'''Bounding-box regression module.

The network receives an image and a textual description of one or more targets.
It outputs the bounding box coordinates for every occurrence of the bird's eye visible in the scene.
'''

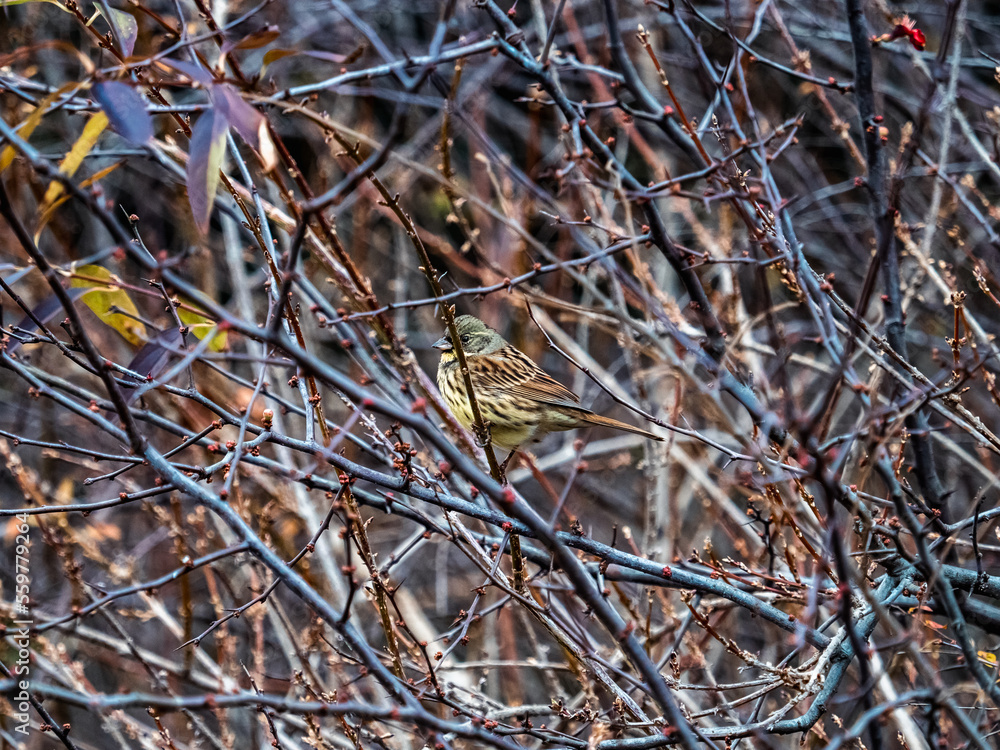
[460,334,470,344]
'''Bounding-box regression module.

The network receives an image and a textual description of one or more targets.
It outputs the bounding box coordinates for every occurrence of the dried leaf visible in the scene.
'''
[221,25,280,53]
[187,108,229,235]
[93,81,153,144]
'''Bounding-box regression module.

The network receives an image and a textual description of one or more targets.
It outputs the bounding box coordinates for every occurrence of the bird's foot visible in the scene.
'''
[473,421,493,450]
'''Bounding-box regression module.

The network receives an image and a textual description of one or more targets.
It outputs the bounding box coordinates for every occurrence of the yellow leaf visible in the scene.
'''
[261,48,296,75]
[0,0,69,11]
[78,160,123,187]
[0,83,78,172]
[42,111,109,206]
[36,161,124,241]
[178,305,228,352]
[69,264,146,346]
[979,651,997,665]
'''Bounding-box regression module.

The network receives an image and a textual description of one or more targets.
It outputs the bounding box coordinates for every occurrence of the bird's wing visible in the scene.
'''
[469,345,581,408]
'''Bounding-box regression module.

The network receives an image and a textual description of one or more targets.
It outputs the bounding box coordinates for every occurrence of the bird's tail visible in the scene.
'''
[578,412,663,441]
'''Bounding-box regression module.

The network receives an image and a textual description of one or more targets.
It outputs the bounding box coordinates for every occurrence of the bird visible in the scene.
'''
[433,315,663,470]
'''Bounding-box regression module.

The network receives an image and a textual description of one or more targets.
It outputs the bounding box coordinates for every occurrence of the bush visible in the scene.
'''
[1,1,998,747]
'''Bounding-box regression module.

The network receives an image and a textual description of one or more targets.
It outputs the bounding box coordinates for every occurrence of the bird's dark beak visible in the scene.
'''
[432,336,453,351]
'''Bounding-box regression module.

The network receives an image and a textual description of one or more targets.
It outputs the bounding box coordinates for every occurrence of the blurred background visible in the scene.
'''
[1,0,1000,747]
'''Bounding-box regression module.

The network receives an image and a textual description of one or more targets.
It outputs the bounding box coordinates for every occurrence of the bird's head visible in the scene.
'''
[433,315,506,359]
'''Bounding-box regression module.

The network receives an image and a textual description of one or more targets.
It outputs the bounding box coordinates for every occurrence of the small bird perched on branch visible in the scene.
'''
[434,315,663,469]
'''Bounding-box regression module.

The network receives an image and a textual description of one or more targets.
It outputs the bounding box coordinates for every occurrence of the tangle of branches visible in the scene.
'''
[1,1,999,748]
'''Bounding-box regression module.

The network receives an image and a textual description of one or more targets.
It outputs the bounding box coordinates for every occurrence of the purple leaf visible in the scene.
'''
[187,109,229,235]
[103,6,138,57]
[211,84,276,170]
[302,50,349,64]
[93,81,153,145]
[123,328,184,403]
[210,84,263,150]
[158,58,215,87]
[7,287,90,354]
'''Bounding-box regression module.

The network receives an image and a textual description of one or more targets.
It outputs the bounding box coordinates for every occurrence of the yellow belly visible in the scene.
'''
[438,365,538,451]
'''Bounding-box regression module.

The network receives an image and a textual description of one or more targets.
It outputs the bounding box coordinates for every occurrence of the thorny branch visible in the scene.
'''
[1,0,999,748]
